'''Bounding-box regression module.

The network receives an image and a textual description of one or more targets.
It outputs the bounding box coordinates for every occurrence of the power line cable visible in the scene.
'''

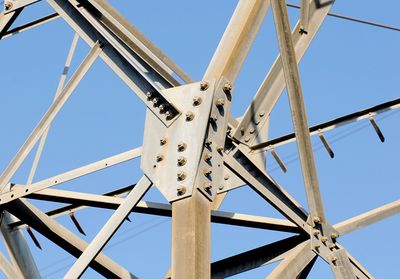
[287,3,400,32]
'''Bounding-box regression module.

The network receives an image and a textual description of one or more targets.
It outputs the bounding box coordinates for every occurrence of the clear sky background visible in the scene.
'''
[0,0,399,278]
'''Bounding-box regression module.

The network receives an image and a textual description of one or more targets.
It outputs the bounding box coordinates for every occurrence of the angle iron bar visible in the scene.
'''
[0,41,102,193]
[0,250,19,279]
[211,234,308,278]
[0,147,141,204]
[271,0,326,224]
[234,0,334,144]
[251,97,400,151]
[27,32,80,185]
[334,199,400,236]
[0,8,23,39]
[7,198,136,279]
[47,0,180,125]
[64,176,151,278]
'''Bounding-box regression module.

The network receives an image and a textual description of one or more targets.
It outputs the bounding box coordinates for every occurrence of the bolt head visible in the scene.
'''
[165,110,173,119]
[203,168,212,176]
[203,182,212,191]
[204,153,212,162]
[313,230,320,236]
[193,96,202,106]
[152,97,159,105]
[205,139,212,147]
[185,111,194,121]
[146,92,153,99]
[200,81,209,91]
[159,103,167,112]
[177,186,186,196]
[328,243,337,250]
[177,156,187,166]
[249,128,255,134]
[321,236,328,243]
[224,174,230,180]
[156,154,163,162]
[5,2,13,10]
[331,256,338,263]
[177,171,186,181]
[314,244,320,250]
[160,138,167,145]
[177,142,187,152]
[331,233,338,240]
[223,82,232,94]
[210,114,217,122]
[218,185,224,190]
[217,146,224,153]
[244,136,250,142]
[313,216,321,225]
[259,111,265,117]
[215,98,225,107]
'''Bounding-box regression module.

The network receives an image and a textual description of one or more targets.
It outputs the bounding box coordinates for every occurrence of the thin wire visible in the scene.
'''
[287,3,400,32]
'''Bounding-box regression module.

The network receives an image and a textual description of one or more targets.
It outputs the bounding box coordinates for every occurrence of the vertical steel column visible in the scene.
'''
[270,0,326,224]
[0,211,41,279]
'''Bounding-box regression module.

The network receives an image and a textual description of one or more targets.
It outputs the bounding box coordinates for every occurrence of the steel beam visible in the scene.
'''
[271,0,326,224]
[335,200,400,235]
[0,250,19,279]
[64,176,151,278]
[7,199,135,278]
[0,9,23,38]
[171,190,210,279]
[0,41,102,193]
[203,0,270,82]
[27,32,80,185]
[267,240,317,279]
[211,235,308,278]
[0,211,40,279]
[251,97,400,151]
[0,147,141,204]
[234,0,334,144]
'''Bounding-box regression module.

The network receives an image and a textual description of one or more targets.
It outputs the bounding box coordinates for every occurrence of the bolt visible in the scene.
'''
[200,81,209,91]
[215,98,225,107]
[240,127,245,135]
[328,243,337,250]
[159,103,167,112]
[223,82,232,94]
[203,182,212,191]
[146,92,153,99]
[204,153,212,162]
[224,174,230,180]
[185,111,194,121]
[5,2,13,10]
[313,216,321,225]
[156,154,163,162]
[160,138,167,145]
[177,186,186,196]
[165,110,173,119]
[210,114,217,122]
[152,97,160,106]
[331,233,338,240]
[218,185,224,190]
[321,236,328,243]
[217,146,224,153]
[193,96,202,106]
[177,171,186,181]
[259,111,265,117]
[177,156,187,166]
[205,138,212,147]
[249,128,255,134]
[331,256,338,264]
[254,119,260,125]
[177,142,187,152]
[203,168,212,176]
[313,230,320,236]
[244,136,250,142]
[314,244,320,250]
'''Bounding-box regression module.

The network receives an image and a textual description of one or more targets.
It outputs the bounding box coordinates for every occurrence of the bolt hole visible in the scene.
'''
[11,194,14,198]
[25,189,28,193]
[153,165,157,168]
[105,163,108,166]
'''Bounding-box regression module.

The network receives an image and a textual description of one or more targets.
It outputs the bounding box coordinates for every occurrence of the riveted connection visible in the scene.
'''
[203,182,212,191]
[204,153,212,162]
[193,96,202,106]
[177,142,187,152]
[223,82,232,94]
[203,168,212,176]
[215,98,225,107]
[177,171,186,181]
[200,81,209,91]
[177,186,186,196]
[160,138,167,145]
[185,111,194,121]
[156,154,163,162]
[177,156,187,166]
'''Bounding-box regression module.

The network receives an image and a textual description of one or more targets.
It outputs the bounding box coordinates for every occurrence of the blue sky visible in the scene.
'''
[0,0,399,278]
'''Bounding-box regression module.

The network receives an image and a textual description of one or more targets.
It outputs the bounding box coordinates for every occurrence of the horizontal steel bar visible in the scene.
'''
[251,97,400,151]
[0,147,141,204]
[334,199,400,235]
